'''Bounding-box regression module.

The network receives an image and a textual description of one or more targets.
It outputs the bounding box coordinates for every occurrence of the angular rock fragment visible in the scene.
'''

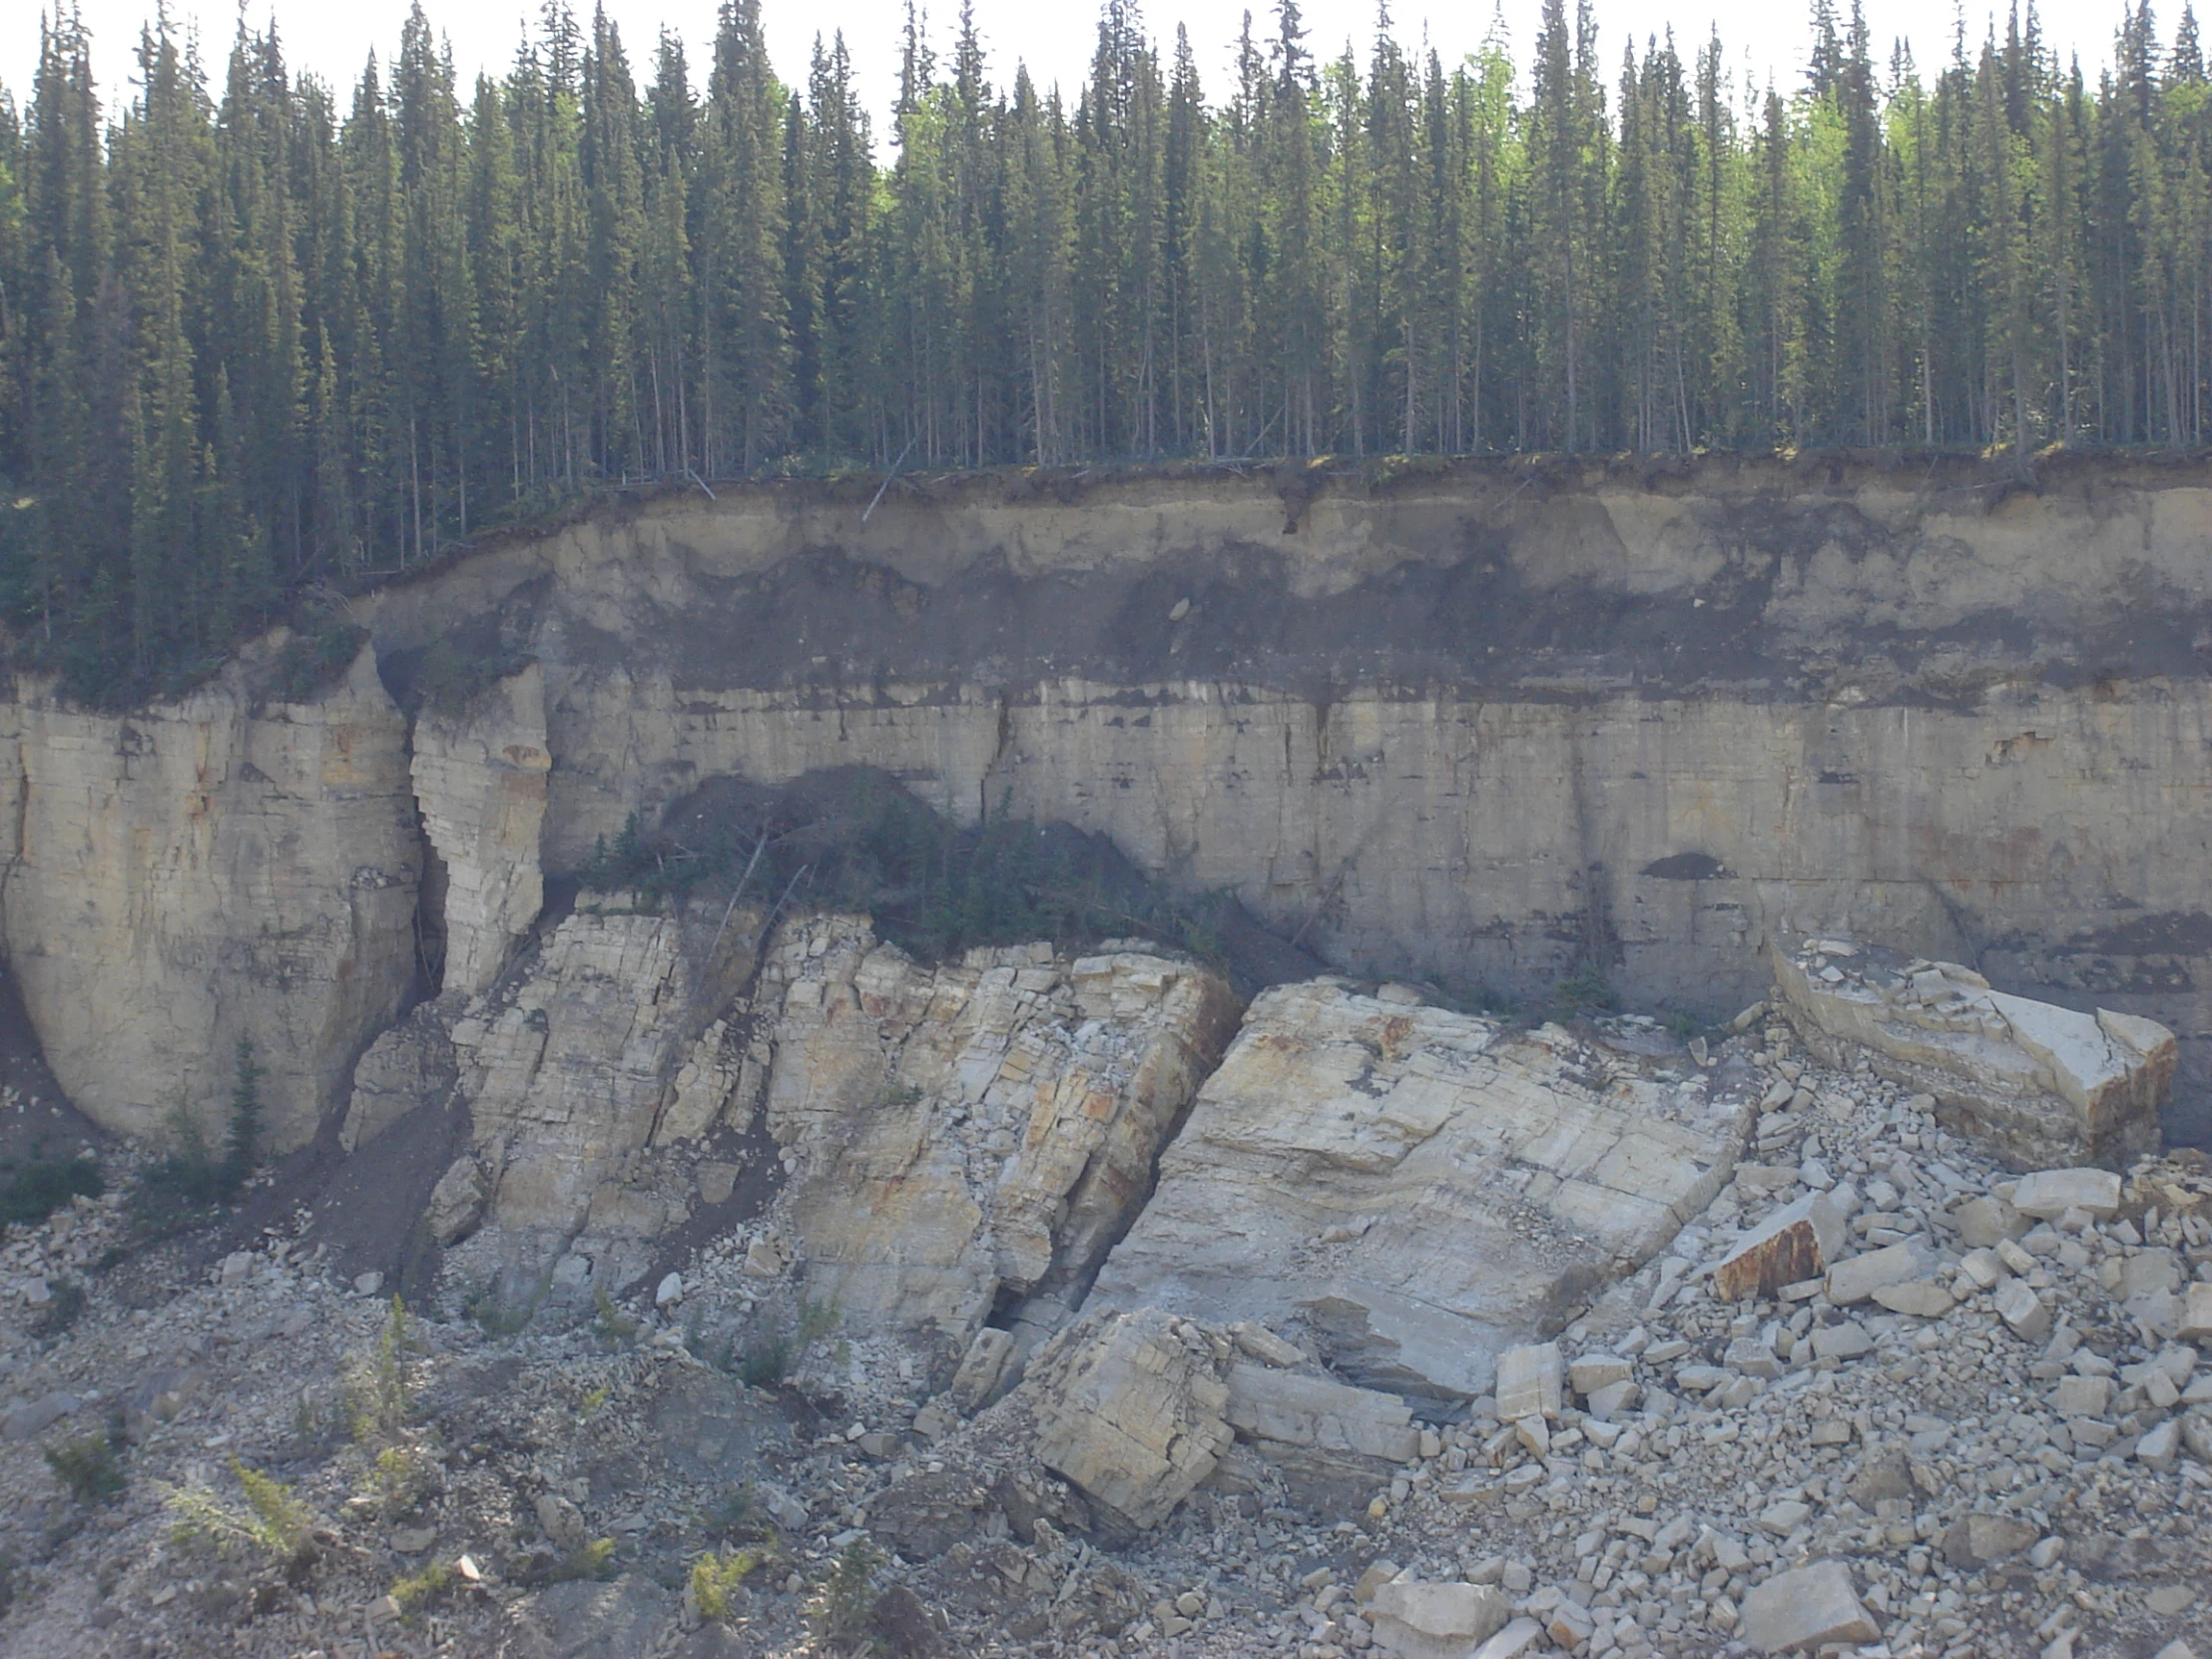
[1713,1191,1846,1302]
[1223,1364,1419,1461]
[2013,1167,2125,1221]
[2179,1282,2212,1342]
[1941,1512,2039,1568]
[1024,1309,1235,1529]
[1091,981,1753,1395]
[1736,1559,1879,1653]
[1872,1280,1954,1318]
[1367,1579,1510,1659]
[1494,1344,1563,1422]
[1825,1241,1927,1305]
[1772,940,2171,1166]
[1995,1279,2052,1339]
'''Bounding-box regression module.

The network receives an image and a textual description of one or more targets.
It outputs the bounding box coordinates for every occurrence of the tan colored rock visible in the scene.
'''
[1826,1241,1928,1306]
[1773,941,2170,1166]
[2179,1282,2212,1342]
[1714,1191,1847,1302]
[1222,1364,1419,1462]
[339,1005,459,1153]
[1736,1560,1878,1653]
[425,1155,490,1246]
[0,644,419,1152]
[2013,1167,2125,1220]
[1022,1309,1235,1529]
[1494,1344,1564,1422]
[1367,1579,1511,1659]
[1940,1512,2039,1568]
[410,664,549,997]
[1091,981,1752,1396]
[761,918,1239,1347]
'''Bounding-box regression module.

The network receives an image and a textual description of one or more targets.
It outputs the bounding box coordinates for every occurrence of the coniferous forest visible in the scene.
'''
[4,0,2212,696]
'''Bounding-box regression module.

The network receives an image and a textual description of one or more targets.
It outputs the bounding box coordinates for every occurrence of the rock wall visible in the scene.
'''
[410,664,549,997]
[13,455,2212,1149]
[0,644,420,1151]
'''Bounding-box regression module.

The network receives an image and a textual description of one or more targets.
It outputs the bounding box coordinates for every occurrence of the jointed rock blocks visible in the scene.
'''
[1771,938,2173,1168]
[1090,981,1756,1396]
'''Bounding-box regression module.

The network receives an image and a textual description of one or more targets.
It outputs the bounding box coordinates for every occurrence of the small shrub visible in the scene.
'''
[734,1332,794,1387]
[690,1549,755,1621]
[702,1483,771,1542]
[0,1152,102,1226]
[43,1429,125,1506]
[388,1560,453,1619]
[374,1443,436,1518]
[547,1537,618,1584]
[348,1296,414,1445]
[164,1459,314,1569]
[29,1279,87,1338]
[266,621,367,704]
[813,1538,882,1650]
[130,1041,262,1234]
[591,1287,639,1344]
[1553,963,1615,1018]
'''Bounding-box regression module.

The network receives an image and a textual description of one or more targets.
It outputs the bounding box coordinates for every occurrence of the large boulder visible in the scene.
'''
[1088,982,1755,1396]
[760,919,1240,1350]
[1771,938,2171,1167]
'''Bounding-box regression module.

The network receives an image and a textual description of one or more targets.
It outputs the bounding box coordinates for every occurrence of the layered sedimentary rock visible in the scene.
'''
[1772,937,2174,1166]
[759,918,1240,1347]
[1089,982,1756,1396]
[0,642,419,1151]
[410,663,549,996]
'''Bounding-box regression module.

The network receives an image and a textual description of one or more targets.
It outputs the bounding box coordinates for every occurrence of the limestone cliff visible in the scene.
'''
[12,455,2212,1153]
[0,642,420,1151]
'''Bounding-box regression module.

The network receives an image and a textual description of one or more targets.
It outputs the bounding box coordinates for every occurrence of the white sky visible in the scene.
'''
[0,1,2169,136]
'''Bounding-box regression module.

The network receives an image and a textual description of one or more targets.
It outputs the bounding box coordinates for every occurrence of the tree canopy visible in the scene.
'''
[2,0,2210,697]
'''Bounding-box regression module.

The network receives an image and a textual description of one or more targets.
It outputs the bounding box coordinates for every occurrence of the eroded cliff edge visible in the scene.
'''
[8,452,2212,1150]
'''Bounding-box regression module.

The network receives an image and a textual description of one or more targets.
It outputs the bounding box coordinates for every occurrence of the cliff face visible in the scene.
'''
[0,644,421,1151]
[9,454,2212,1149]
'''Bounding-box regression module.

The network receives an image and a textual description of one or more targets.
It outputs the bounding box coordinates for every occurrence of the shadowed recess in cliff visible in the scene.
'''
[582,766,1325,997]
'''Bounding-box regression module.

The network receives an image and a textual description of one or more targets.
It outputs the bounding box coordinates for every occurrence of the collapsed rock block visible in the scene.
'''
[1025,1309,1234,1529]
[1735,1559,1879,1653]
[2012,1167,2124,1221]
[1091,981,1754,1396]
[1367,1579,1511,1659]
[1771,940,2171,1167]
[2179,1282,2212,1343]
[1494,1344,1564,1422]
[1824,1241,1927,1306]
[1713,1191,1846,1302]
[1940,1512,2039,1568]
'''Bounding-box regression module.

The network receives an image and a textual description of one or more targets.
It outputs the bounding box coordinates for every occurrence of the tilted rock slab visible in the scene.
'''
[1089,981,1755,1396]
[760,917,1241,1349]
[1772,938,2171,1166]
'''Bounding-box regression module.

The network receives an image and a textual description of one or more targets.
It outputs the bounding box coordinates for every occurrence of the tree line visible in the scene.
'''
[2,0,2211,697]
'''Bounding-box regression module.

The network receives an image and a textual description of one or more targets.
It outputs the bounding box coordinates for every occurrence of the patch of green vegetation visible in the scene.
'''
[416,633,532,714]
[532,1536,617,1585]
[731,1297,839,1388]
[1553,963,1616,1019]
[163,1459,314,1570]
[129,1040,262,1234]
[29,1279,87,1338]
[591,1287,640,1345]
[690,1547,778,1621]
[812,1537,883,1651]
[387,1559,453,1620]
[583,770,1238,972]
[43,1427,125,1506]
[348,1296,416,1445]
[0,1151,102,1227]
[264,621,367,704]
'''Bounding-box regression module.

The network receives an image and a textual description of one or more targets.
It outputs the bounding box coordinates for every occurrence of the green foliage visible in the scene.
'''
[374,1444,435,1519]
[130,1041,262,1232]
[165,1460,313,1568]
[387,1560,453,1619]
[1553,964,1616,1019]
[586,773,1235,973]
[0,1152,102,1227]
[530,1537,618,1585]
[690,1548,769,1621]
[812,1538,883,1650]
[29,1279,87,1339]
[414,634,531,715]
[265,622,367,703]
[591,1287,640,1345]
[43,1428,125,1506]
[732,1297,839,1388]
[348,1296,416,1445]
[16,1,2212,705]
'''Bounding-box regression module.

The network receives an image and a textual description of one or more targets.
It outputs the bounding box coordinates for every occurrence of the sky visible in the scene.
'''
[0,0,2166,134]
